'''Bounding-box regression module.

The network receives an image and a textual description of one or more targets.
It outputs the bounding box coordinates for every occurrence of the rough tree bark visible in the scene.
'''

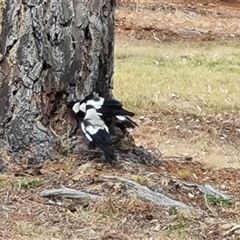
[0,0,115,163]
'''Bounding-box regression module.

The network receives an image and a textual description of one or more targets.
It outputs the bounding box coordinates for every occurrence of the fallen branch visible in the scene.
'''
[172,180,229,199]
[39,188,100,201]
[103,176,191,209]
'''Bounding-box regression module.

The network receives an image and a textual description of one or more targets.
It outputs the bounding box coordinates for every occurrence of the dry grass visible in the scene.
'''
[113,37,240,169]
[1,158,240,240]
[114,38,240,114]
[0,166,203,240]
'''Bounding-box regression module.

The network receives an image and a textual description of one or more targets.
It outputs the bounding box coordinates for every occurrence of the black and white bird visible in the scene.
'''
[71,92,138,132]
[81,103,116,163]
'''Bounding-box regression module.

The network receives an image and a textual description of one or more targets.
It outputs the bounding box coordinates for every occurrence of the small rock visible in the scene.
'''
[121,217,127,224]
[171,93,177,99]
[153,224,161,231]
[188,193,194,198]
[220,184,226,190]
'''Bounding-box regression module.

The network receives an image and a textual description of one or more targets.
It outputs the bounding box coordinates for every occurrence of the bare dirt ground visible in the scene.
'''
[1,1,240,240]
[116,0,240,41]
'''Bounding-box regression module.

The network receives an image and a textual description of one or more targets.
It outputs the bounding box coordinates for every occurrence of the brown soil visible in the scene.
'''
[116,0,240,41]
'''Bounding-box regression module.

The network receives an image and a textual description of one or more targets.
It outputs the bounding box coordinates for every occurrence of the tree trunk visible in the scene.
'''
[0,0,116,163]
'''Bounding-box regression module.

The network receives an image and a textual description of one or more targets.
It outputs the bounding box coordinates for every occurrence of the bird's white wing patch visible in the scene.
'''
[116,115,126,121]
[103,124,109,133]
[72,102,80,113]
[85,132,93,142]
[98,97,105,105]
[85,125,99,135]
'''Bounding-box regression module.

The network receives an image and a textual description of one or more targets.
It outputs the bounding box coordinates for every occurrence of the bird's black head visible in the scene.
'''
[67,100,79,108]
[67,100,85,118]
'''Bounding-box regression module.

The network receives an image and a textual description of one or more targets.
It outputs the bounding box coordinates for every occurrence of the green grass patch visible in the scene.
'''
[15,178,43,190]
[131,175,149,186]
[114,39,240,114]
[205,194,234,208]
[166,209,189,239]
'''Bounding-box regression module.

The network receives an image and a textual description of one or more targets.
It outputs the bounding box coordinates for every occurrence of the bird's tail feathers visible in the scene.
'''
[99,108,135,118]
[90,129,116,163]
[98,143,116,163]
[117,108,135,117]
[117,116,138,129]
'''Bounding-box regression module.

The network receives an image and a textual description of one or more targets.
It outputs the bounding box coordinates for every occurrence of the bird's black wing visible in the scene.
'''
[84,122,116,163]
[75,110,85,119]
[103,99,123,108]
[116,116,138,131]
[98,102,135,117]
[98,108,135,118]
[103,99,135,117]
[116,108,135,117]
[91,129,116,163]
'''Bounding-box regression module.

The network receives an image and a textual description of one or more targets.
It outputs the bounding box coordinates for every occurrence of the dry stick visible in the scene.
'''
[40,188,100,201]
[102,176,192,210]
[175,180,229,200]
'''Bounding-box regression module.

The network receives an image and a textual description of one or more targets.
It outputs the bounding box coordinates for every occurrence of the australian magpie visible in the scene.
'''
[71,92,138,131]
[81,104,116,163]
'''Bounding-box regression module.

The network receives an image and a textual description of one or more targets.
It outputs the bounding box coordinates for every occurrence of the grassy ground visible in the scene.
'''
[114,38,240,113]
[114,38,240,169]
